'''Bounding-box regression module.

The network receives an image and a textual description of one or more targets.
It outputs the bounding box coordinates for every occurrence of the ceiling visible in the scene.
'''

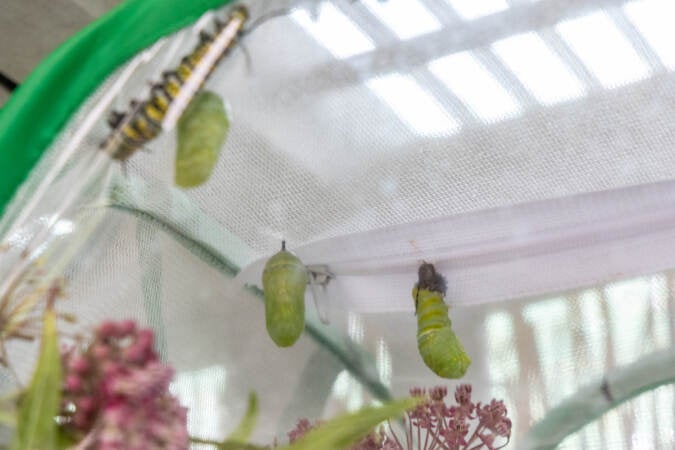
[8,0,675,254]
[0,0,121,107]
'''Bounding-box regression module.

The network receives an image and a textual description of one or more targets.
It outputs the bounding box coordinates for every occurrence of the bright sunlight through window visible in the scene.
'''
[556,11,650,88]
[446,0,508,20]
[291,2,375,59]
[367,74,459,136]
[429,51,521,123]
[492,32,586,105]
[624,0,675,70]
[363,0,441,40]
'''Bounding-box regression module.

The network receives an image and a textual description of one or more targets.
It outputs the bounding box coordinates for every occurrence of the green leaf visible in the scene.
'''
[226,391,259,443]
[55,429,77,449]
[188,436,266,450]
[0,407,16,429]
[11,306,62,450]
[189,397,416,450]
[0,391,19,428]
[217,443,268,450]
[279,397,417,450]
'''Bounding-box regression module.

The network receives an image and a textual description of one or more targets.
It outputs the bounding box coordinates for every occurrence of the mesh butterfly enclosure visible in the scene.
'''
[0,0,674,448]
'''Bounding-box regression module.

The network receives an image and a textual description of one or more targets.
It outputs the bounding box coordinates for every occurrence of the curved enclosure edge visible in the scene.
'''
[0,0,674,449]
[0,0,235,219]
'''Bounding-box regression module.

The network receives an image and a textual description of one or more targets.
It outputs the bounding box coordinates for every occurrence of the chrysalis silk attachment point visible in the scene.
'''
[307,265,333,325]
[175,91,230,188]
[414,263,471,379]
[261,244,308,347]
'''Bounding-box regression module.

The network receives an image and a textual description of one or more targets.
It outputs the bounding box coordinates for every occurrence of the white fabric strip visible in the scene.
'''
[238,178,675,312]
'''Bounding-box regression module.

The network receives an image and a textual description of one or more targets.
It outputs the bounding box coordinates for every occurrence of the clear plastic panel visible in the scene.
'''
[0,0,674,449]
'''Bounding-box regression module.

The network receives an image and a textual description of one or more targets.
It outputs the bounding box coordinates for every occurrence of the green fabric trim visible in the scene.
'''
[0,0,232,220]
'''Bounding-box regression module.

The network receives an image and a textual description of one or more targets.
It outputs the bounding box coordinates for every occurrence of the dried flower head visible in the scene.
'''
[59,320,188,449]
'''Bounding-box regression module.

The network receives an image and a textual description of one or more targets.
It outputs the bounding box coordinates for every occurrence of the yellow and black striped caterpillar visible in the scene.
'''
[413,262,471,379]
[101,4,248,162]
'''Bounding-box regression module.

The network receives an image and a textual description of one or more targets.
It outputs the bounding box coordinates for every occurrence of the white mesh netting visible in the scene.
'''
[1,0,674,448]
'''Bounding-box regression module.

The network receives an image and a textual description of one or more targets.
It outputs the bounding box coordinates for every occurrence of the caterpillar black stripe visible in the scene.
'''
[101,5,248,161]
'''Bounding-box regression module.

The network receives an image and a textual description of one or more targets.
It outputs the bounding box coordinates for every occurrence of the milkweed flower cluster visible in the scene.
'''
[402,385,511,450]
[59,320,188,450]
[286,385,511,450]
[287,418,317,443]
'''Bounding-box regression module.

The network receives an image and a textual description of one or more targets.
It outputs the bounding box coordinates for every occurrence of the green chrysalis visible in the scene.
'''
[261,241,307,347]
[174,90,230,188]
[413,263,471,379]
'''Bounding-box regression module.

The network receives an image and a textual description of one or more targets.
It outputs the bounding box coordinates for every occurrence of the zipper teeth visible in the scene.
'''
[311,190,675,277]
[238,180,675,300]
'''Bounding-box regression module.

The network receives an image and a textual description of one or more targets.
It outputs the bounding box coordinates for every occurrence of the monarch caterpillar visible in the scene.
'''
[261,241,307,347]
[413,263,471,379]
[101,5,248,161]
[174,90,230,187]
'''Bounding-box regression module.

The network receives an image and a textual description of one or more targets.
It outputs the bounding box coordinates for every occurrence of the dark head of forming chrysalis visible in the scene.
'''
[417,262,447,295]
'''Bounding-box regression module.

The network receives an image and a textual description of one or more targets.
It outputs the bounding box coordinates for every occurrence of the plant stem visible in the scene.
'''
[494,437,511,450]
[464,424,483,447]
[417,418,421,450]
[387,419,405,450]
[190,436,223,447]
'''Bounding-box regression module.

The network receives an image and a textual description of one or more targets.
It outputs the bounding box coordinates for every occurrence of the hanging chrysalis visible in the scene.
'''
[261,241,307,347]
[174,90,230,188]
[413,262,471,379]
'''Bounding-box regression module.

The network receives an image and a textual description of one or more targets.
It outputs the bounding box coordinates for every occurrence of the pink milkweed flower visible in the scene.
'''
[284,384,511,450]
[59,320,188,450]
